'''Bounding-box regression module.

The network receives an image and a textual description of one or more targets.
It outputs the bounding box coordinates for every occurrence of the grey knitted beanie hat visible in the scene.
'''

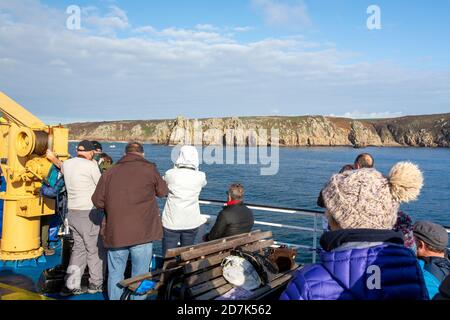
[322,162,424,230]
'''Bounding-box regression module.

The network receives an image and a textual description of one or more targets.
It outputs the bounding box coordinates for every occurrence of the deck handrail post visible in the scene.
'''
[312,213,318,263]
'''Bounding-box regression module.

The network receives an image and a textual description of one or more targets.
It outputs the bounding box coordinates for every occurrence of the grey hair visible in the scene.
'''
[228,184,244,201]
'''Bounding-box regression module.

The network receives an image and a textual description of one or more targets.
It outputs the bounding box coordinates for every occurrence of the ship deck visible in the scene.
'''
[0,242,106,300]
[0,195,321,300]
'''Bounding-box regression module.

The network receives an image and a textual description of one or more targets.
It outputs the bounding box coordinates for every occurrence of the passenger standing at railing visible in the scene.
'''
[317,153,374,210]
[91,141,114,173]
[98,153,114,173]
[413,221,450,299]
[92,142,169,300]
[0,166,4,237]
[281,162,429,300]
[91,141,103,165]
[161,146,207,255]
[353,153,375,169]
[58,141,104,297]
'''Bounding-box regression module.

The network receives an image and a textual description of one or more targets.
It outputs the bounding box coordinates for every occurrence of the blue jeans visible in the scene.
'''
[107,242,153,300]
[162,227,198,257]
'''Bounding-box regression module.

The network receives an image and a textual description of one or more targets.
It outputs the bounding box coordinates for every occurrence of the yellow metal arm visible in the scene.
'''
[0,92,46,129]
[0,93,69,262]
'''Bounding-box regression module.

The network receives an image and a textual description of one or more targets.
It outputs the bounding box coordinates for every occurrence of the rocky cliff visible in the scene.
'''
[67,113,450,148]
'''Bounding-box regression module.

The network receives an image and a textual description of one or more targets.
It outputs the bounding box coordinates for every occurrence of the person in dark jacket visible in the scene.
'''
[317,153,373,210]
[92,142,169,300]
[204,184,254,241]
[281,162,429,300]
[354,153,374,169]
[413,221,450,299]
[434,275,450,300]
[98,153,114,173]
[91,141,103,164]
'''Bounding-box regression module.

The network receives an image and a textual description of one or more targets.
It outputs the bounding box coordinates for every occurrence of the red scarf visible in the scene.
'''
[226,200,242,206]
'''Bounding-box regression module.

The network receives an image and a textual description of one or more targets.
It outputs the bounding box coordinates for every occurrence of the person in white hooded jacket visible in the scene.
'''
[162,146,207,255]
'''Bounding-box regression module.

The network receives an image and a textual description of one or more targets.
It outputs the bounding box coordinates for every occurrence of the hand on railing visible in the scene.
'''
[46,149,62,169]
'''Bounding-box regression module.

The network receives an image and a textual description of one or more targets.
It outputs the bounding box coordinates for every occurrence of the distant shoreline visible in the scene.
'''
[67,113,450,148]
[68,140,449,149]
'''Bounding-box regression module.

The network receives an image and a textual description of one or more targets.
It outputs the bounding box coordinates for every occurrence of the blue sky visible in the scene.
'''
[43,0,450,68]
[0,0,449,123]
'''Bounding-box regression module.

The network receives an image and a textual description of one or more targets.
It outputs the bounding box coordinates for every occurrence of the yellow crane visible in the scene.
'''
[0,92,69,261]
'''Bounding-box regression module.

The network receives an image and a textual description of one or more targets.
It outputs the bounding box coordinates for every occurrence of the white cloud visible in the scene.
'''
[233,26,254,32]
[195,24,219,32]
[270,109,281,115]
[251,0,312,29]
[133,25,157,35]
[160,27,231,43]
[133,25,233,43]
[329,111,405,119]
[0,0,449,123]
[83,5,130,36]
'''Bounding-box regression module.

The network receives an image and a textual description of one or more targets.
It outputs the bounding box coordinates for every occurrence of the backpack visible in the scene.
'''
[267,246,297,272]
[222,255,262,291]
[41,165,65,199]
[229,248,279,286]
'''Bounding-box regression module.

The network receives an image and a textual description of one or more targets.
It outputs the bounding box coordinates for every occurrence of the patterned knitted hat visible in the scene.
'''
[322,162,424,230]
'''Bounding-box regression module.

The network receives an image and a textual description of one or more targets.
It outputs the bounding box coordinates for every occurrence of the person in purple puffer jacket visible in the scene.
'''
[280,162,429,300]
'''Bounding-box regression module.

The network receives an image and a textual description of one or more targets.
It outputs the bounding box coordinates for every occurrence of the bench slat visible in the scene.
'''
[188,277,228,297]
[183,252,230,274]
[184,266,223,287]
[240,239,274,253]
[180,231,273,261]
[248,268,298,300]
[164,231,265,258]
[194,284,234,301]
[119,269,165,288]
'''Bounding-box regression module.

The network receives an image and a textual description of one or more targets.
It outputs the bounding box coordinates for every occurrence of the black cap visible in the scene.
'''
[91,141,103,151]
[77,140,96,152]
[317,190,326,208]
[413,221,449,252]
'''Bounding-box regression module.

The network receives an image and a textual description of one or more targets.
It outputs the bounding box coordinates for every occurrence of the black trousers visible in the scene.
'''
[162,227,199,257]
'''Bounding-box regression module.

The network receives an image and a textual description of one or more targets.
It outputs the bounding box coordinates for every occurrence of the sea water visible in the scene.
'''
[70,143,450,261]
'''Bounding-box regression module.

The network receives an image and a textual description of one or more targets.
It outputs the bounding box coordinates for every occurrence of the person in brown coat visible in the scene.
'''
[92,142,168,300]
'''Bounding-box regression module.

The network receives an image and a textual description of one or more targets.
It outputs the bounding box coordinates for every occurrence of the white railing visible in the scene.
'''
[199,199,325,263]
[200,200,450,263]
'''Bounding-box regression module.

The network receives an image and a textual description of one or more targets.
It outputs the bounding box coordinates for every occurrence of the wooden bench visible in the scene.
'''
[119,230,301,300]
